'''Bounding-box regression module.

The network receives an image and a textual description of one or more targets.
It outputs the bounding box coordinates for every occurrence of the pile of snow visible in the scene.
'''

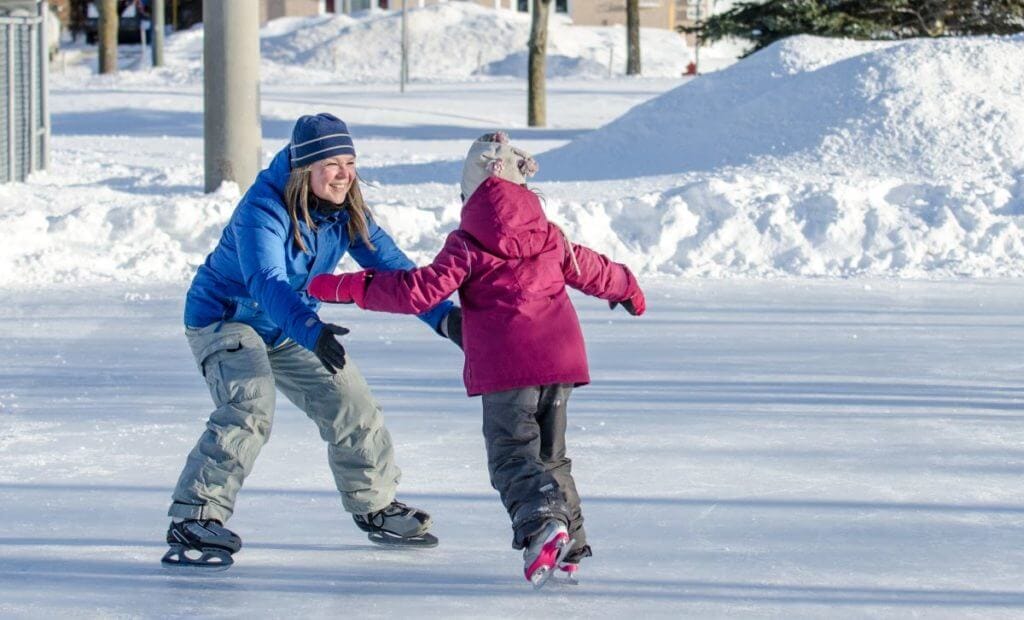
[13,34,1024,284]
[541,35,1024,180]
[53,3,700,87]
[534,35,1024,276]
[263,3,693,81]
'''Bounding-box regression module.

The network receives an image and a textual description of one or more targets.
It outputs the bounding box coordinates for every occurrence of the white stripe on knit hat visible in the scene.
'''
[290,132,352,151]
[292,144,357,165]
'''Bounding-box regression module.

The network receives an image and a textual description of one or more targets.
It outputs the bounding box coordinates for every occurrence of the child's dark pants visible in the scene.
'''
[481,383,587,550]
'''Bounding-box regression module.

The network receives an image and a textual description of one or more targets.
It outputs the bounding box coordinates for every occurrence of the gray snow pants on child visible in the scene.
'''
[168,322,401,524]
[482,383,587,551]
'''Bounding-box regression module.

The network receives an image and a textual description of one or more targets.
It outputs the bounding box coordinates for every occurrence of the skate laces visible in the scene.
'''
[362,500,410,527]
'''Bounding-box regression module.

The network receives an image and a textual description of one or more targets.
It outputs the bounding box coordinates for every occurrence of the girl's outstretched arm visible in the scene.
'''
[311,231,473,315]
[561,236,646,316]
[348,216,454,331]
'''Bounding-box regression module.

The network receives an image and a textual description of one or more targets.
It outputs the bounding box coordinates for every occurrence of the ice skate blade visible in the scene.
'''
[161,544,234,572]
[367,531,439,548]
[550,572,579,586]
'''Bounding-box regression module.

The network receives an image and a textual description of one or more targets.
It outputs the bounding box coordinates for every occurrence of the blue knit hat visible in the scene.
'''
[289,113,356,169]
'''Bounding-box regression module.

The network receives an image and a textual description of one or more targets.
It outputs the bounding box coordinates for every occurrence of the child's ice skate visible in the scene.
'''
[553,561,579,585]
[550,544,591,585]
[161,519,242,571]
[353,500,438,548]
[522,520,572,589]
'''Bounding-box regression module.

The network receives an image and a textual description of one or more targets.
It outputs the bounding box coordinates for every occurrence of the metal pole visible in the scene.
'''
[694,0,700,73]
[38,0,49,172]
[204,0,262,193]
[29,14,37,174]
[139,16,147,66]
[152,0,165,67]
[400,0,407,93]
[7,24,15,181]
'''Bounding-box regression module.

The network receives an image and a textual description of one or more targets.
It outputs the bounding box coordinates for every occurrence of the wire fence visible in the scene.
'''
[1,0,48,184]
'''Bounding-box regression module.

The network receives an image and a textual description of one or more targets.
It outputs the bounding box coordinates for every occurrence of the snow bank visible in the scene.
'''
[53,3,696,87]
[14,34,1024,284]
[532,35,1024,276]
[540,35,1024,180]
[260,4,692,82]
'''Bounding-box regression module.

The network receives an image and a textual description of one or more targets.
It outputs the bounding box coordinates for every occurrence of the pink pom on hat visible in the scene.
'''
[460,131,539,203]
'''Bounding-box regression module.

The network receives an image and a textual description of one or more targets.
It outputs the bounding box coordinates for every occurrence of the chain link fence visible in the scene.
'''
[1,0,48,184]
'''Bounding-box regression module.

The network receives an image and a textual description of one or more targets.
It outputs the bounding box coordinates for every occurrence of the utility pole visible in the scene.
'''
[152,0,165,67]
[400,0,408,93]
[203,0,262,193]
[97,0,117,74]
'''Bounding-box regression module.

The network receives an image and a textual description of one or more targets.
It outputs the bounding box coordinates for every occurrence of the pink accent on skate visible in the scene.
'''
[557,562,578,574]
[524,530,570,582]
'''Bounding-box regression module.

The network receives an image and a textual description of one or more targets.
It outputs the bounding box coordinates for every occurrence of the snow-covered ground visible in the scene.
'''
[2,5,1024,616]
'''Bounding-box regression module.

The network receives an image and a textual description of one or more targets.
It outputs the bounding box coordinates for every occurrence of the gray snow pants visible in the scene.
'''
[482,384,586,550]
[168,321,400,524]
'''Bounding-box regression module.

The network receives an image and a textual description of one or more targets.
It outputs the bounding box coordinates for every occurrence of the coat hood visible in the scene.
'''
[459,177,550,259]
[254,146,292,198]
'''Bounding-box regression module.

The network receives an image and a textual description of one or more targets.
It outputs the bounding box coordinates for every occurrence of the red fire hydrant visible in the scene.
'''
[684,61,698,76]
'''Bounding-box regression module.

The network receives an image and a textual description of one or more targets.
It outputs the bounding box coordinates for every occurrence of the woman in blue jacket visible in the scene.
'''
[162,113,460,569]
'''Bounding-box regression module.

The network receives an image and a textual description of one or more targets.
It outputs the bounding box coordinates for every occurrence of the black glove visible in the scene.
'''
[314,323,350,374]
[609,299,641,316]
[442,307,463,350]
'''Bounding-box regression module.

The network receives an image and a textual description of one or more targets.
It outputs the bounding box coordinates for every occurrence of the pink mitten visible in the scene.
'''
[309,272,370,307]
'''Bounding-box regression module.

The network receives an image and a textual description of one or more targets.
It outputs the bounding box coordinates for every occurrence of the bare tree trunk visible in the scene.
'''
[626,0,641,75]
[98,0,118,75]
[528,0,551,127]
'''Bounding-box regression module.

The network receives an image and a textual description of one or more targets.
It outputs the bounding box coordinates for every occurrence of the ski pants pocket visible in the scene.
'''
[188,324,274,406]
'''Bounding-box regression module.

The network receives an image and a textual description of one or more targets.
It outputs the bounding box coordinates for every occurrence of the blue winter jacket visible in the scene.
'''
[184,147,453,351]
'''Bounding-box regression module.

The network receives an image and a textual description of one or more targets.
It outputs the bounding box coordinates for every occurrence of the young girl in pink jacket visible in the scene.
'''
[310,132,645,587]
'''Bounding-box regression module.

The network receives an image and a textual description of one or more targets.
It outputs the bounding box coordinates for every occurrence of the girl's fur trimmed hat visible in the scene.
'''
[460,131,539,202]
[290,113,356,169]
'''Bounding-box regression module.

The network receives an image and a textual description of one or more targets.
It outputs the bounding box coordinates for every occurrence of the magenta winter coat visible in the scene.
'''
[347,177,641,396]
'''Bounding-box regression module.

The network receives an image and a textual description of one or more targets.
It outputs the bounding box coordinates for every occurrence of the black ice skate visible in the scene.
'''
[353,500,438,548]
[161,519,242,571]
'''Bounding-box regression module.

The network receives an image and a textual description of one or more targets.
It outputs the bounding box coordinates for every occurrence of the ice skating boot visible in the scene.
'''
[161,519,242,571]
[353,500,438,548]
[522,520,571,589]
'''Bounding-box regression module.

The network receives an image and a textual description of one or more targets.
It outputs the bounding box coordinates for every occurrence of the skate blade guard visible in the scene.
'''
[161,544,234,572]
[366,530,439,548]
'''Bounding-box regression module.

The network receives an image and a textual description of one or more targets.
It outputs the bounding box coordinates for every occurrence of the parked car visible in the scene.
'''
[84,0,148,45]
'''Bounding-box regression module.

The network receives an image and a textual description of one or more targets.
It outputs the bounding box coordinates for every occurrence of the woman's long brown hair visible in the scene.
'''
[284,165,375,253]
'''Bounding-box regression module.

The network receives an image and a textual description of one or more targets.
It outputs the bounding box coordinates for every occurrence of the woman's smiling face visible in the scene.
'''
[309,154,356,204]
